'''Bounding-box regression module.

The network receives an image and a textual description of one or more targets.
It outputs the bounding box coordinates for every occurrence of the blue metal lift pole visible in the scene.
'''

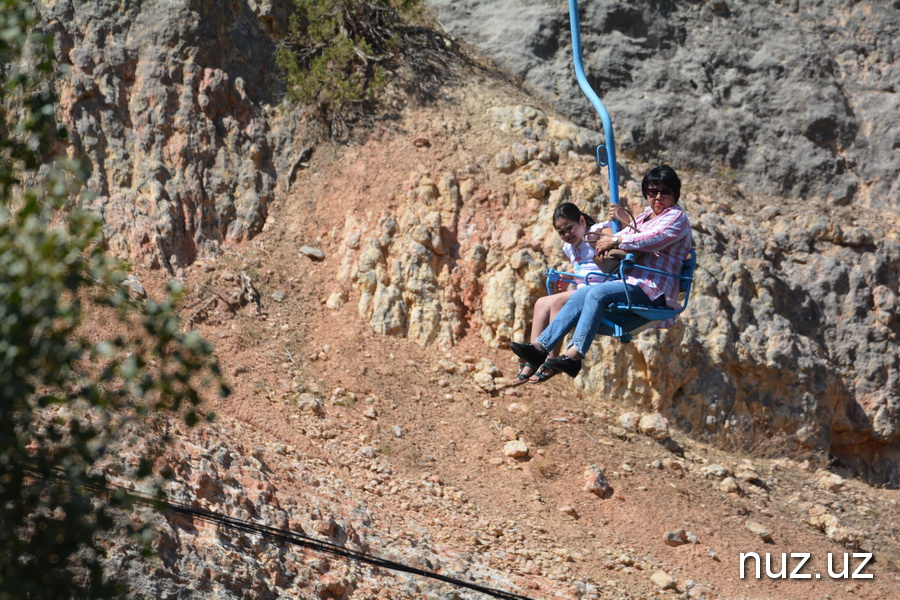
[568,0,621,224]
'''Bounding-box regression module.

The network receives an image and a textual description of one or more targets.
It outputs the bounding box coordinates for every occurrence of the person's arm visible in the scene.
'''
[551,243,576,292]
[617,208,690,252]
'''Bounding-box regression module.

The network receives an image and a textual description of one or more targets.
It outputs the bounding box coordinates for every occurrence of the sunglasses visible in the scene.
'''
[646,187,673,198]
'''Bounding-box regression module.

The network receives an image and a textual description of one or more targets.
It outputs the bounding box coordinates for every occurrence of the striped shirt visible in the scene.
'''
[606,205,692,325]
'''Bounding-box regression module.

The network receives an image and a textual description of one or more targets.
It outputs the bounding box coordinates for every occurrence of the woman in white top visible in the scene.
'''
[513,202,603,385]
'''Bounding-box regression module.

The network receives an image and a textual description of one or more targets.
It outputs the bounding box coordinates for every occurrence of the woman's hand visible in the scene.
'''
[592,225,618,254]
[594,235,617,254]
[554,278,573,293]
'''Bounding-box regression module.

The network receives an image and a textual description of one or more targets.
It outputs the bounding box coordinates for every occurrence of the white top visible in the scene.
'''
[562,223,604,285]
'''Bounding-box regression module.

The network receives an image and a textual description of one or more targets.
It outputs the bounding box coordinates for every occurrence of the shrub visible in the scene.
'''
[0,2,228,597]
[275,0,424,138]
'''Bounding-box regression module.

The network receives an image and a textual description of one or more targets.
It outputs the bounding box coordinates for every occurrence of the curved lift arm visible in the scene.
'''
[568,0,621,233]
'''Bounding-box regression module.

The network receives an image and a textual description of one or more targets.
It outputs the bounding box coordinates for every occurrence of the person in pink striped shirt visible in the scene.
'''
[511,164,693,380]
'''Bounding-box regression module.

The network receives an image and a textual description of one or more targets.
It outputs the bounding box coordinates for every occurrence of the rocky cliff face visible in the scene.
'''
[427,0,899,209]
[335,107,606,349]
[39,0,292,271]
[37,0,899,485]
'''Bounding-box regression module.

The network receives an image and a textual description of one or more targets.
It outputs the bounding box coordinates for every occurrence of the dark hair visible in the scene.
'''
[641,164,681,203]
[552,202,597,228]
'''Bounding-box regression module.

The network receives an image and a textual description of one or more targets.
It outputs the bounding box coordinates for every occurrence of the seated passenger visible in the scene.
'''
[513,202,603,385]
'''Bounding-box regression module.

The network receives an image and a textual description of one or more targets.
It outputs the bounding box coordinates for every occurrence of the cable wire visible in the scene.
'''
[20,466,539,600]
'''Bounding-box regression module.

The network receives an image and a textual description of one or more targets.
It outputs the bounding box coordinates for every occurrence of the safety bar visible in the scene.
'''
[616,250,696,312]
[545,268,618,295]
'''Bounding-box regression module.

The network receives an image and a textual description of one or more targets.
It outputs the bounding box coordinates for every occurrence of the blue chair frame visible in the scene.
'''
[544,249,697,342]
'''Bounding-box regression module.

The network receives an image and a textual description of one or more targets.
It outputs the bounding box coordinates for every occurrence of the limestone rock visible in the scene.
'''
[300,246,325,261]
[430,0,898,207]
[745,521,774,543]
[121,275,147,299]
[618,412,641,432]
[638,413,669,440]
[39,0,280,268]
[719,477,741,494]
[664,529,689,547]
[808,504,863,547]
[503,440,529,459]
[701,464,729,479]
[649,570,676,590]
[583,465,612,498]
[297,394,325,417]
[473,371,496,393]
[325,292,347,310]
[817,472,847,493]
[735,463,765,487]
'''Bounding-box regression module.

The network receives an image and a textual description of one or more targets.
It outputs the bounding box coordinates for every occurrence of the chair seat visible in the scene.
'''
[607,303,679,322]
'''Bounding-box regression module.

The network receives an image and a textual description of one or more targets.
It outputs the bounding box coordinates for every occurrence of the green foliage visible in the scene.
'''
[0,0,59,189]
[715,162,740,198]
[276,0,423,135]
[0,2,228,598]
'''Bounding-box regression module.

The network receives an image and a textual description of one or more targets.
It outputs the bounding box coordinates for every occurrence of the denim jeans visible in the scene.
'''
[536,281,662,357]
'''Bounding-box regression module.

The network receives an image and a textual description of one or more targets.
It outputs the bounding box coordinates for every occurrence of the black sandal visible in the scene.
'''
[510,342,549,367]
[510,362,538,387]
[544,355,582,378]
[529,362,559,384]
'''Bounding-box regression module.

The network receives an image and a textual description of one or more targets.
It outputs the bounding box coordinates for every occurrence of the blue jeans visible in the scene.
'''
[536,281,662,357]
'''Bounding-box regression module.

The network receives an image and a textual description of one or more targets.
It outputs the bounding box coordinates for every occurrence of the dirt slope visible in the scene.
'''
[148,69,900,600]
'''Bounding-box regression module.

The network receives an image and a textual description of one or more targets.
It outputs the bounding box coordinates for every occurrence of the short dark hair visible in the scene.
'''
[641,164,681,203]
[552,202,597,228]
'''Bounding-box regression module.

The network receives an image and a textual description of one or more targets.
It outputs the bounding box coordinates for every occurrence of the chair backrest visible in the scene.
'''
[680,250,696,290]
[676,249,697,312]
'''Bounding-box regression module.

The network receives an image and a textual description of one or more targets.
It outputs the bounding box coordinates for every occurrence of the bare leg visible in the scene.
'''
[527,290,574,383]
[519,295,554,379]
[529,295,555,346]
